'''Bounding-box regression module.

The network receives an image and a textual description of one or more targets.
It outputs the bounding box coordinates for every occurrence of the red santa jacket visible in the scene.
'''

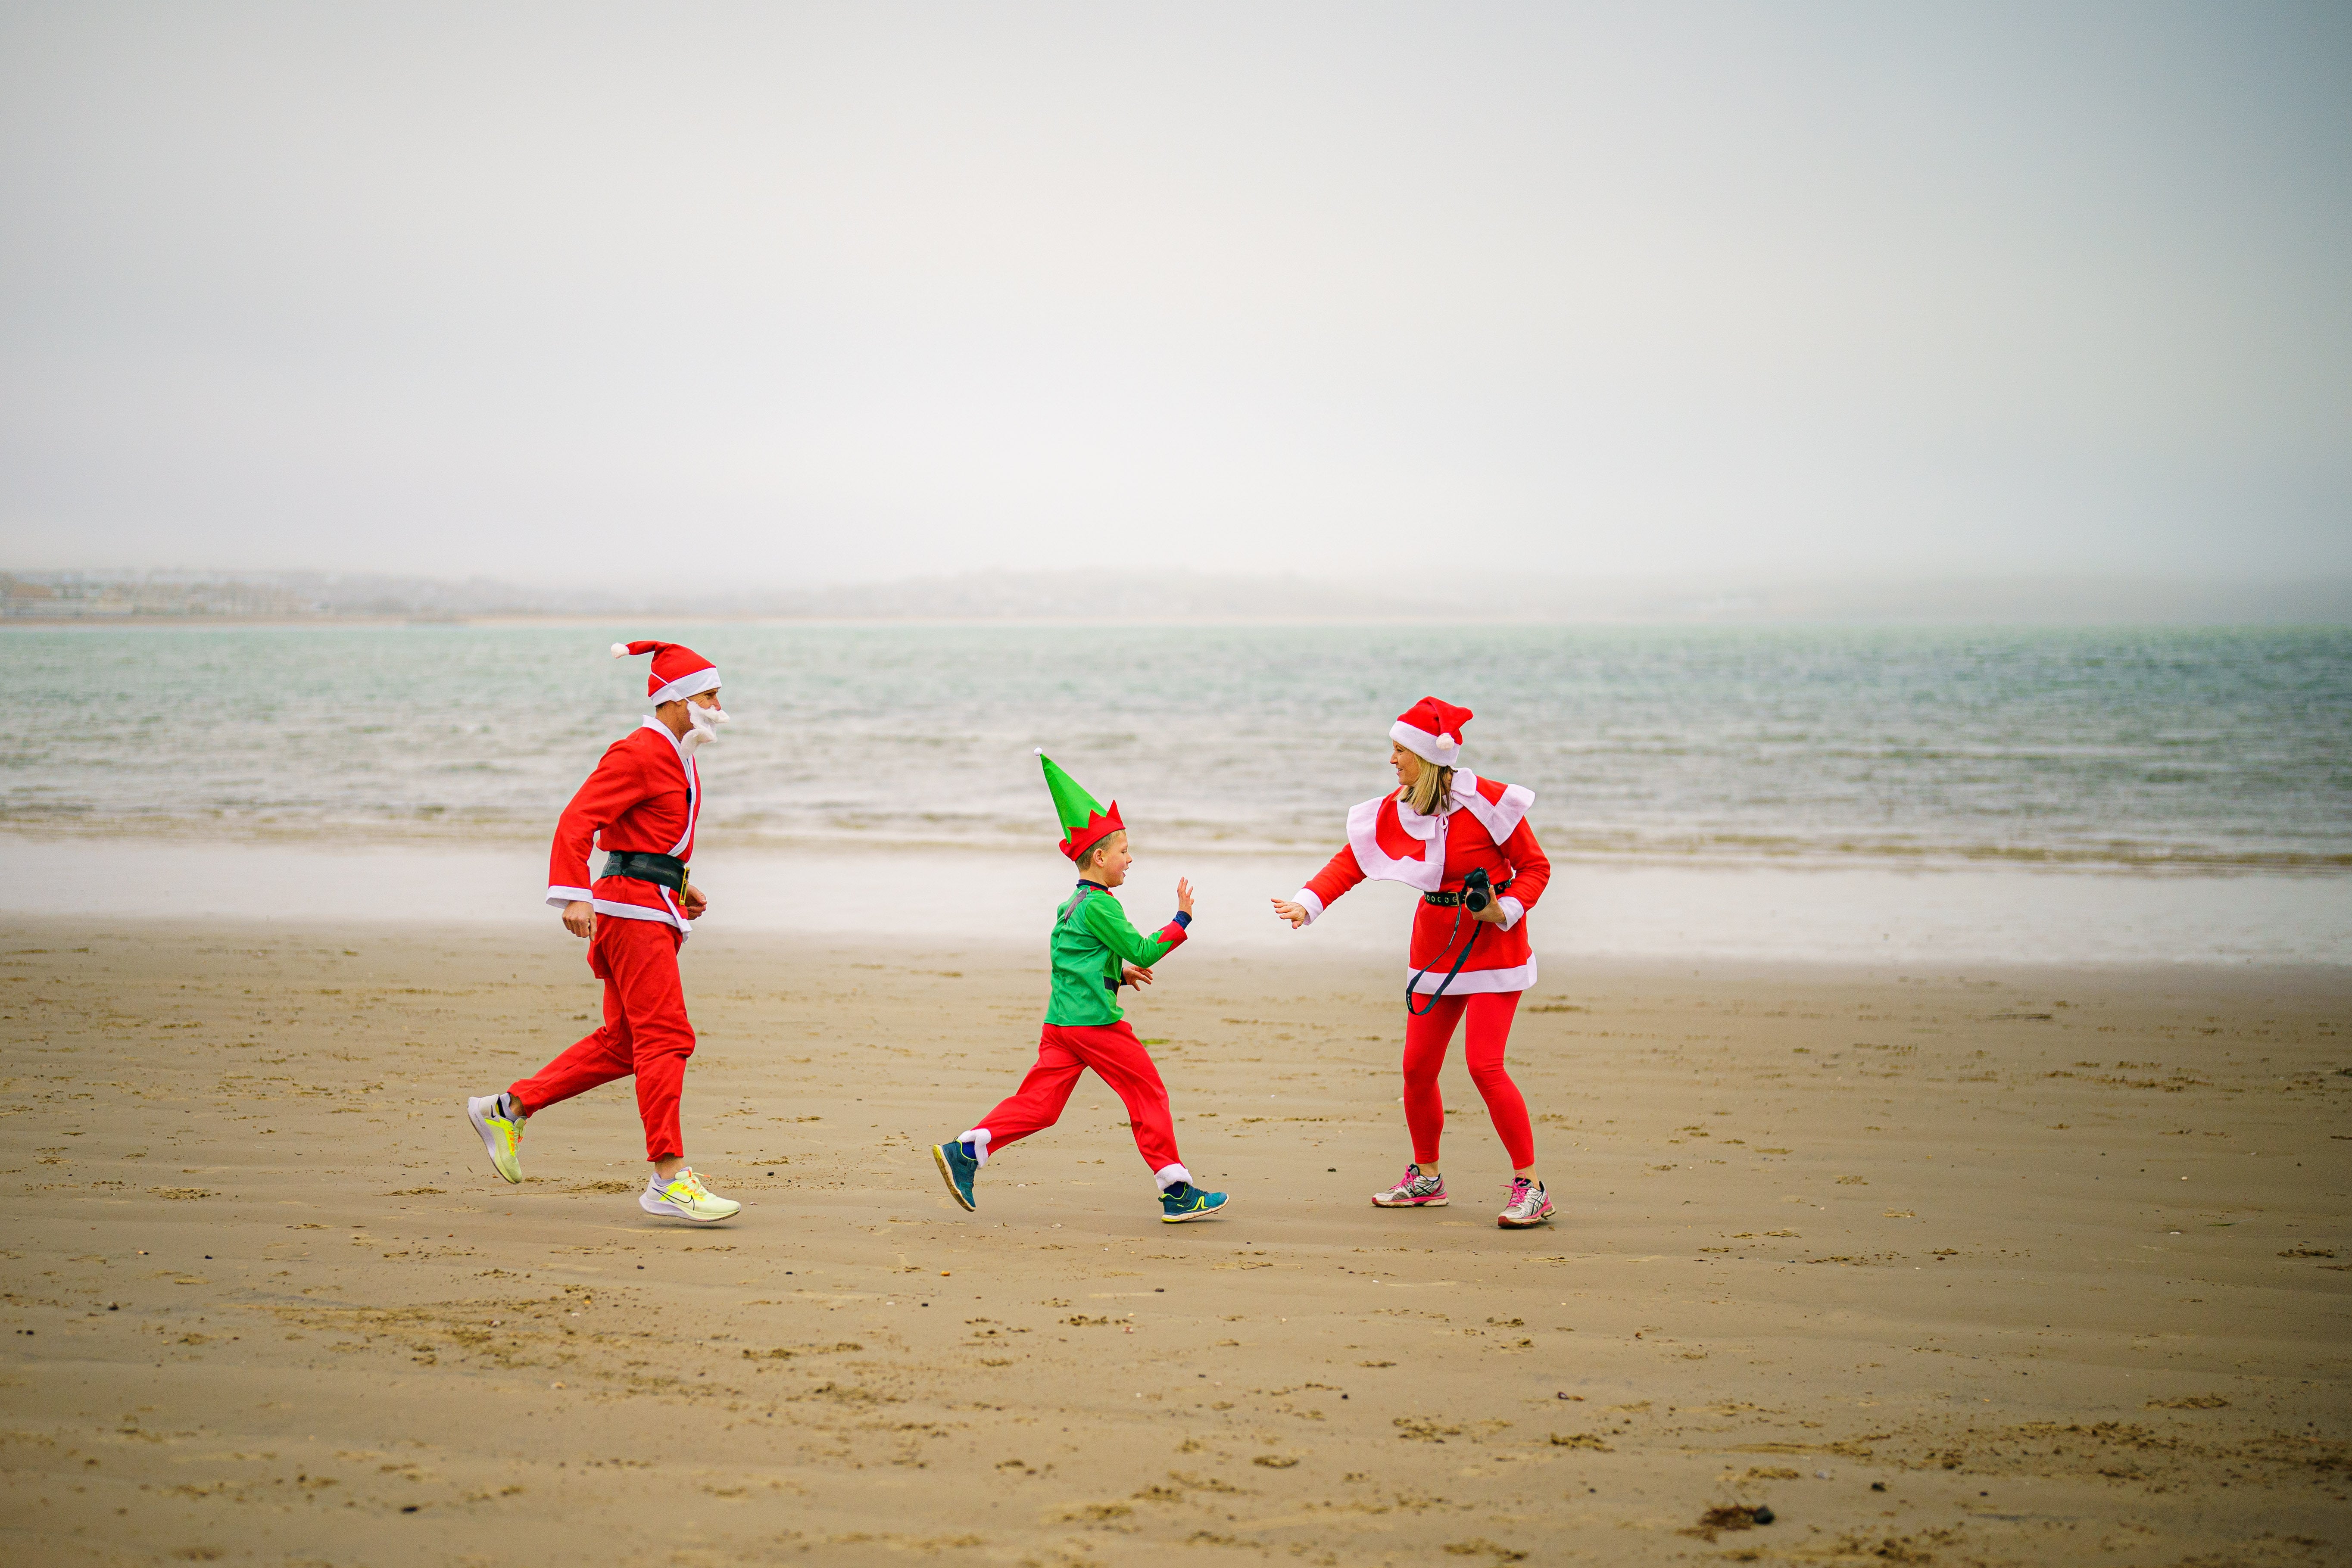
[1295,772,1550,995]
[544,719,702,936]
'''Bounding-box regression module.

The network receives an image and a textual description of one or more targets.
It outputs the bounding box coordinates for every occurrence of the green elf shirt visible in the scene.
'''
[1045,880,1192,1027]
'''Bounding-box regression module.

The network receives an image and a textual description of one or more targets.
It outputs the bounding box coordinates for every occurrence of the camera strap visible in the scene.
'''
[1407,913,1482,1016]
[1405,874,1514,1016]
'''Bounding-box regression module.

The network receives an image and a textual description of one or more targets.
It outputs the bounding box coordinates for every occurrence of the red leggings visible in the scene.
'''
[969,1021,1188,1186]
[1403,990,1533,1169]
[508,915,695,1163]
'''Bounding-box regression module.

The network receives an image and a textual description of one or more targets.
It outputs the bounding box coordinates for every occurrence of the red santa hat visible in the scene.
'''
[1391,696,1472,767]
[611,640,721,705]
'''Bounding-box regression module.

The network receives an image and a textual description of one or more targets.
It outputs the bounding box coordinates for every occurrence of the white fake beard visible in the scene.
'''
[680,702,730,757]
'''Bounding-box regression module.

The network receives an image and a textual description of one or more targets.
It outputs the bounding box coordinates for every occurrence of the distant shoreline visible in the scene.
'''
[9,566,2350,627]
[8,613,2352,631]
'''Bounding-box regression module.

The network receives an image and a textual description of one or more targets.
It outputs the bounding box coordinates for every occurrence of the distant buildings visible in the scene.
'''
[2,567,2344,625]
[0,572,318,618]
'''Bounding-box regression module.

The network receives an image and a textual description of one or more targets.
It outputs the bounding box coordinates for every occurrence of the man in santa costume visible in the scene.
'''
[930,752,1229,1222]
[463,639,740,1223]
[1271,698,1556,1227]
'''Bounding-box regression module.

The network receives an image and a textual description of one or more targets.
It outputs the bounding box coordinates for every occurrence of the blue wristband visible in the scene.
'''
[1173,910,1192,929]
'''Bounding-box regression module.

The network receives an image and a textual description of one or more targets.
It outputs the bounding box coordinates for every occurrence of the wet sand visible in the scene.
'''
[7,832,2349,967]
[1,920,2347,1566]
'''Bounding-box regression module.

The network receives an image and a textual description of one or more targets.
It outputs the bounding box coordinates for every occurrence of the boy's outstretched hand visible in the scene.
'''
[1176,877,1195,917]
[1270,897,1308,929]
[1122,963,1154,988]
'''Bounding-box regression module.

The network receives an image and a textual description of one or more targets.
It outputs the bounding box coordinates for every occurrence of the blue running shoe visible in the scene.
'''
[932,1141,979,1211]
[1160,1183,1229,1223]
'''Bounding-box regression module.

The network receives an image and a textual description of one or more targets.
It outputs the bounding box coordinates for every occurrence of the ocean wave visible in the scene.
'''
[5,622,2347,879]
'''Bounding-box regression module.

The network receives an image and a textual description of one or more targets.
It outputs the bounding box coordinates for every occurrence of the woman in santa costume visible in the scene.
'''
[463,639,740,1224]
[1271,698,1556,1227]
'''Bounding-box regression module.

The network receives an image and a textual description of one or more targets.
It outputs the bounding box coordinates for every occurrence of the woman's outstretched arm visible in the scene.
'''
[1273,843,1364,928]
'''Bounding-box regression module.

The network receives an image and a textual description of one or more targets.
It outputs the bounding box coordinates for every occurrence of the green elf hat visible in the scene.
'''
[1038,750,1126,863]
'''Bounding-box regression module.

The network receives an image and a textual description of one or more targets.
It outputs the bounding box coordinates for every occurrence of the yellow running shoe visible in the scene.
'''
[466,1093,525,1184]
[640,1166,741,1224]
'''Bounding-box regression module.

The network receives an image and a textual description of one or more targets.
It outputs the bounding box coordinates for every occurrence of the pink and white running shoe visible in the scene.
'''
[1497,1177,1553,1228]
[1371,1163,1448,1208]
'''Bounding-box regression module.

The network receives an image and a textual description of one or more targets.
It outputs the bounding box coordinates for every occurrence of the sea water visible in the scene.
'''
[3,622,2347,963]
[6,622,2349,867]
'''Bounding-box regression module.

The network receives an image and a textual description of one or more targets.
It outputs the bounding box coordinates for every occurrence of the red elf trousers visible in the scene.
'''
[968,1020,1188,1187]
[508,914,696,1163]
[1402,990,1533,1169]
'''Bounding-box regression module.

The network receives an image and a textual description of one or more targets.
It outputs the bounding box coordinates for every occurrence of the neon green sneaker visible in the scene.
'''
[466,1093,525,1184]
[640,1166,740,1224]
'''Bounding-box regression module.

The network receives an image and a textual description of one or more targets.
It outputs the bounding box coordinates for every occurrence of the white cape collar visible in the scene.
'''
[1392,770,1490,839]
[1342,770,1533,892]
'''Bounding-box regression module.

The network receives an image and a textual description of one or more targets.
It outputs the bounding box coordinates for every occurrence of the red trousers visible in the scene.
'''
[1403,991,1533,1169]
[969,1021,1189,1187]
[509,915,695,1163]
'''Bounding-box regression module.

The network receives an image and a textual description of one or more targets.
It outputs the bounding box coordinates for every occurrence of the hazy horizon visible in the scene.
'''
[4,3,2347,591]
[8,561,2350,626]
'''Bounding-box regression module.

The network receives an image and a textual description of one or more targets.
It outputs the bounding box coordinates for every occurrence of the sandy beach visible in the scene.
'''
[2,919,2346,1566]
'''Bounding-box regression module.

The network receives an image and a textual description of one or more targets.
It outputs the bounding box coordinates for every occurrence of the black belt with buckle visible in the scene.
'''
[601,851,686,890]
[1423,881,1511,907]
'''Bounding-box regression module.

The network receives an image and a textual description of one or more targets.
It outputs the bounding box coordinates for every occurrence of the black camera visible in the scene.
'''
[1461,866,1493,913]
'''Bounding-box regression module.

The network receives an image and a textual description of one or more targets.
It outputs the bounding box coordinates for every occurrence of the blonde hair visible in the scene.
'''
[1401,761,1455,817]
[1078,829,1127,872]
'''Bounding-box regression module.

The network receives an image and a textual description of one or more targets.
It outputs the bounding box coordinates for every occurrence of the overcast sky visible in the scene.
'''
[2,2,2346,589]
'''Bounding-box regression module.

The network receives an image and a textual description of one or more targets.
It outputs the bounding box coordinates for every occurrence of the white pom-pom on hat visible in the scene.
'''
[611,642,628,658]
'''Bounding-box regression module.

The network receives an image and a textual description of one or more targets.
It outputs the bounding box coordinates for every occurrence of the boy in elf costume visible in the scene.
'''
[930,753,1230,1223]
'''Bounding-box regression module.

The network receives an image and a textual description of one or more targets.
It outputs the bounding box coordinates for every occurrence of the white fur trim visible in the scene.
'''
[1154,1162,1192,1191]
[1407,957,1536,995]
[546,884,596,908]
[958,1128,993,1167]
[1496,895,1526,932]
[1295,889,1324,926]
[635,717,701,857]
[1451,770,1534,843]
[649,665,721,706]
[1345,794,1446,891]
[610,642,628,658]
[590,898,693,940]
[1390,719,1460,767]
